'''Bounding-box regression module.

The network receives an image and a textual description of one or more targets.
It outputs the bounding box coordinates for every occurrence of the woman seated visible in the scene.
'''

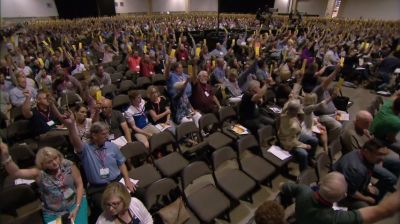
[171,80,202,127]
[145,86,173,130]
[125,90,160,148]
[0,144,88,224]
[96,182,153,224]
[278,100,318,171]
[73,104,99,142]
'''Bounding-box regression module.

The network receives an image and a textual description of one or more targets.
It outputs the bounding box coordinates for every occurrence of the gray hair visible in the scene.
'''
[90,122,109,135]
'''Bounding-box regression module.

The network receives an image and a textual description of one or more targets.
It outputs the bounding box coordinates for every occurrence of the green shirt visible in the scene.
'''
[282,183,363,224]
[370,100,400,140]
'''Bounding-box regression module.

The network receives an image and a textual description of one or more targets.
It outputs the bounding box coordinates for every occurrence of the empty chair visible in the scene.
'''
[104,66,116,74]
[0,184,42,224]
[176,121,208,158]
[6,120,32,142]
[120,142,162,188]
[125,70,136,80]
[182,161,231,223]
[37,130,69,150]
[150,131,189,177]
[144,178,178,210]
[9,144,36,168]
[212,146,256,201]
[328,138,342,164]
[58,92,83,108]
[101,84,117,99]
[219,106,240,139]
[237,134,276,185]
[136,76,152,89]
[10,106,24,122]
[116,64,128,72]
[316,152,331,182]
[258,126,292,168]
[118,80,135,94]
[111,72,123,84]
[297,168,318,186]
[112,94,130,111]
[198,113,233,150]
[151,73,166,85]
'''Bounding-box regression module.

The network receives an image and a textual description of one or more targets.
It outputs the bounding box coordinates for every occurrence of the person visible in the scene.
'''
[96,182,153,224]
[370,96,400,151]
[238,80,274,134]
[171,79,202,126]
[92,65,112,88]
[0,144,88,224]
[280,171,400,224]
[254,200,286,224]
[145,86,171,126]
[0,73,12,117]
[125,90,160,148]
[99,99,132,142]
[333,138,400,209]
[35,69,52,91]
[210,58,226,85]
[165,60,192,98]
[62,116,138,217]
[341,110,373,154]
[22,90,60,137]
[140,54,155,77]
[73,104,98,142]
[305,64,342,144]
[9,71,37,107]
[71,57,86,75]
[127,51,141,74]
[278,100,318,171]
[376,52,400,90]
[190,70,221,114]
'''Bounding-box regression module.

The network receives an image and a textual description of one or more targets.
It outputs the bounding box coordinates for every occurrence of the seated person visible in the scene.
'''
[140,54,156,77]
[145,86,171,126]
[341,110,373,154]
[10,71,37,107]
[223,68,243,104]
[171,80,202,127]
[73,104,98,142]
[22,90,60,137]
[190,70,221,114]
[0,144,88,224]
[125,90,160,148]
[165,60,192,99]
[210,58,226,85]
[62,118,139,218]
[52,71,82,97]
[99,99,132,142]
[91,65,111,88]
[281,171,400,224]
[370,96,400,152]
[278,100,318,171]
[96,182,152,224]
[333,138,400,209]
[127,51,141,74]
[35,69,52,90]
[238,80,274,134]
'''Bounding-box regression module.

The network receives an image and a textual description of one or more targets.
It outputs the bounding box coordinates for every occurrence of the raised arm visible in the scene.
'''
[0,143,40,180]
[359,191,400,224]
[320,64,341,90]
[21,90,33,119]
[62,112,84,153]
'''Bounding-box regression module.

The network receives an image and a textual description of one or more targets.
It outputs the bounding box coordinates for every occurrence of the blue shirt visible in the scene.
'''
[167,72,192,98]
[79,142,126,185]
[211,67,225,85]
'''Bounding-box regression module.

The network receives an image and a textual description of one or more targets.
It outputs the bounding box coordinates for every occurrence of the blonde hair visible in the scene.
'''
[101,182,131,211]
[35,147,63,170]
[89,85,101,98]
[303,93,318,106]
[146,85,159,98]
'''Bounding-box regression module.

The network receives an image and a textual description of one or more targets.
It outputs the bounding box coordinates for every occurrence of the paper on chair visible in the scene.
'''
[15,178,35,185]
[119,178,140,192]
[336,110,350,121]
[267,145,292,160]
[111,136,128,148]
[231,124,249,135]
[155,123,171,132]
[332,202,348,211]
[394,68,400,74]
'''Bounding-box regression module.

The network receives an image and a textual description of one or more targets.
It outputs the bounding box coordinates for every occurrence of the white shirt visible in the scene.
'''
[71,63,86,75]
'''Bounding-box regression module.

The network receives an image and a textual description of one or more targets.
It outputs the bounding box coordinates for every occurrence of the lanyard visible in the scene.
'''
[94,147,107,168]
[38,108,51,122]
[314,192,333,207]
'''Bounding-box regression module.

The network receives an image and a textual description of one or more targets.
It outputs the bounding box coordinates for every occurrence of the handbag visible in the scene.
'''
[332,90,349,112]
[158,197,190,224]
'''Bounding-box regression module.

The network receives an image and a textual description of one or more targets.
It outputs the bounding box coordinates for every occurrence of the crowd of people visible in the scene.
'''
[0,13,400,224]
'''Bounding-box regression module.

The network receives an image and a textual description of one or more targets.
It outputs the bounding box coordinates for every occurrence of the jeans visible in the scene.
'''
[318,115,342,144]
[373,156,400,200]
[241,115,275,135]
[291,133,319,171]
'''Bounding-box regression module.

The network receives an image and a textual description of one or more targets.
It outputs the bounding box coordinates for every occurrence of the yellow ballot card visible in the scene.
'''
[336,77,345,91]
[96,90,102,101]
[195,47,201,57]
[188,65,193,76]
[301,59,307,73]
[169,49,176,58]
[79,42,83,50]
[340,57,345,67]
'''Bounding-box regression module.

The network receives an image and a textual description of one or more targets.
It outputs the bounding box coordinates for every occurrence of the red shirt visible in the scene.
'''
[190,82,217,114]
[127,56,141,73]
[176,49,189,62]
[140,61,155,77]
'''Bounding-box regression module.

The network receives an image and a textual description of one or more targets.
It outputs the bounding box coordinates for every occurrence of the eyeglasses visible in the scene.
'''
[105,200,122,208]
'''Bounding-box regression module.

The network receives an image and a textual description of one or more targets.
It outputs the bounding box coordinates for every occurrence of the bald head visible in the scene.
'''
[355,110,373,131]
[319,172,347,203]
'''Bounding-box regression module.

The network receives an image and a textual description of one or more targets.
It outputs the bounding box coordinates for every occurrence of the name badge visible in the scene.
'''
[136,65,140,69]
[47,120,55,127]
[63,188,75,199]
[108,134,115,140]
[204,91,210,97]
[100,168,110,179]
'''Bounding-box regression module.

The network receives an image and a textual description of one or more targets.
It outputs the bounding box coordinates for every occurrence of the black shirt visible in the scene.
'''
[239,92,259,120]
[30,107,59,137]
[100,110,126,138]
[145,97,169,125]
